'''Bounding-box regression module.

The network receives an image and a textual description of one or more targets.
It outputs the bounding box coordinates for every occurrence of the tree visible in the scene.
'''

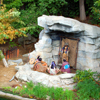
[74,0,86,21]
[0,4,26,44]
[91,0,100,24]
[3,0,68,37]
[79,0,86,21]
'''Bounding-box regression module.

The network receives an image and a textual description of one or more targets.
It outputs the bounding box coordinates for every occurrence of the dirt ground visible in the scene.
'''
[0,42,76,89]
[0,42,35,88]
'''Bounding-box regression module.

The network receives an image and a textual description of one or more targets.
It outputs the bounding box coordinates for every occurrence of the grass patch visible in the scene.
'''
[1,70,100,100]
[2,81,74,100]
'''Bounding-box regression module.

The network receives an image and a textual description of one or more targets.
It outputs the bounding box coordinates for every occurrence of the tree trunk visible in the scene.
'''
[79,0,86,21]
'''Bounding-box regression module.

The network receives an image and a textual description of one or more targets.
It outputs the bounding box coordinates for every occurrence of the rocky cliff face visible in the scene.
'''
[29,15,100,72]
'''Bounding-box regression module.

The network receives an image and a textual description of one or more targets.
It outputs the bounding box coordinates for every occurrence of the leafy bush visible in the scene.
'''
[76,79,100,100]
[91,0,100,24]
[73,69,97,83]
[74,70,100,100]
[0,4,26,44]
[2,81,75,100]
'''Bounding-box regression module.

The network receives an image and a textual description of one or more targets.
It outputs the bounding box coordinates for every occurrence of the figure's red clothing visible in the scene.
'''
[61,62,70,73]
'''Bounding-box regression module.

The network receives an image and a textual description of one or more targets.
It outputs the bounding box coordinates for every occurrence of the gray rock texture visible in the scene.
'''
[28,15,100,72]
[15,64,76,90]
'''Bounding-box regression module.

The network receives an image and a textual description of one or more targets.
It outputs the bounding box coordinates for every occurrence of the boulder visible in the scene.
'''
[8,59,23,66]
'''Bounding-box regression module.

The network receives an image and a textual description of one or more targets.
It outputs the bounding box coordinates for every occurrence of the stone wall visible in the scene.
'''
[29,15,100,72]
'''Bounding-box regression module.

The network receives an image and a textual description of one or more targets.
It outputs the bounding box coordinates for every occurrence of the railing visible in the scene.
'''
[1,47,19,59]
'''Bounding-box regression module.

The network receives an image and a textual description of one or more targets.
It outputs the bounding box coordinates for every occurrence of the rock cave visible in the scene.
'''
[15,15,100,90]
[29,15,100,72]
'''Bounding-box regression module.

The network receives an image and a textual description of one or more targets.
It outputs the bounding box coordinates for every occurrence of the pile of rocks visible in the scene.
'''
[15,63,76,90]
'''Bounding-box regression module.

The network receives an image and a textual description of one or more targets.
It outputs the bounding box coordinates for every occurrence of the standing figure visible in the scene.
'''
[61,43,69,63]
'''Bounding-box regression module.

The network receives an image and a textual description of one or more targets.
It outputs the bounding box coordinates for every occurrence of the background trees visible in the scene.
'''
[91,0,100,24]
[0,4,26,44]
[1,0,99,43]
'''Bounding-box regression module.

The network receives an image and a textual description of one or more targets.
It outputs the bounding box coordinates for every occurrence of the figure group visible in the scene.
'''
[29,43,70,75]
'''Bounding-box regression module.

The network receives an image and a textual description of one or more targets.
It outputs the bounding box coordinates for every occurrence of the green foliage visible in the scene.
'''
[3,0,34,10]
[73,70,97,83]
[74,70,100,100]
[38,0,68,15]
[26,81,34,88]
[64,89,74,100]
[2,86,11,90]
[91,0,100,24]
[9,41,17,48]
[3,81,75,100]
[33,83,48,99]
[8,3,42,37]
[21,82,74,100]
[0,50,5,60]
[76,79,100,100]
[0,4,27,44]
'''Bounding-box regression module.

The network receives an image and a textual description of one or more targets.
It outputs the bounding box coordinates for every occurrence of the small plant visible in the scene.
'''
[64,89,74,100]
[9,41,17,48]
[33,83,48,99]
[8,41,21,50]
[74,70,100,100]
[73,69,97,83]
[3,86,11,90]
[48,87,64,100]
[2,81,75,100]
[26,81,34,89]
[75,78,100,100]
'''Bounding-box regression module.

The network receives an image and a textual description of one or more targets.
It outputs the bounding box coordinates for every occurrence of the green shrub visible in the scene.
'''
[73,70,97,83]
[76,79,100,100]
[74,70,100,100]
[2,81,75,100]
[91,0,100,24]
[33,83,48,99]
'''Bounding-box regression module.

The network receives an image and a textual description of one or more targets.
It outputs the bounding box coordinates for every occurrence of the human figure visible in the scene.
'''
[47,61,60,75]
[32,56,48,73]
[61,59,70,73]
[36,56,48,67]
[60,43,69,63]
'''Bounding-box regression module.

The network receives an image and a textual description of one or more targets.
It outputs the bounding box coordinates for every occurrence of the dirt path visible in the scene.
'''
[0,42,35,88]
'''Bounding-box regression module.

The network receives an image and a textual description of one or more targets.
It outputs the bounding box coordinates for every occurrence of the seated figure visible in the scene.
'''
[32,56,48,73]
[36,56,48,67]
[47,61,60,75]
[61,59,70,73]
